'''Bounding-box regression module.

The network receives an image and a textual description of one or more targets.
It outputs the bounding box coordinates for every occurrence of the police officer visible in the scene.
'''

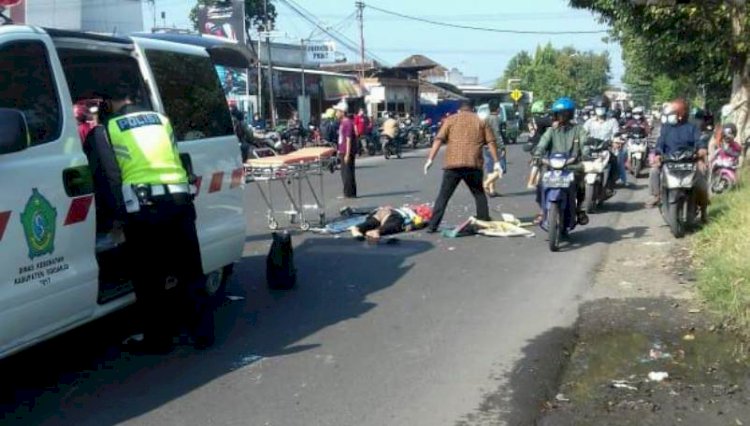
[88,80,214,352]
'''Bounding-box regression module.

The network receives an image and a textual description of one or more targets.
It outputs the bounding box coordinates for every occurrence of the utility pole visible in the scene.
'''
[264,0,277,127]
[356,1,366,84]
[148,0,156,32]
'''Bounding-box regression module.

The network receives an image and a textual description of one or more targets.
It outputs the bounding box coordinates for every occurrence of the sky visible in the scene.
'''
[143,0,624,86]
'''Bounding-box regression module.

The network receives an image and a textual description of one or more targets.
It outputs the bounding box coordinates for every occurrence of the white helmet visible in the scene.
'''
[632,106,644,115]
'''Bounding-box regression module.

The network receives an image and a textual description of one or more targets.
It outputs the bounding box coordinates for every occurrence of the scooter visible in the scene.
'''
[660,148,699,238]
[380,133,402,160]
[582,138,613,213]
[625,127,649,177]
[710,142,739,194]
[540,153,579,252]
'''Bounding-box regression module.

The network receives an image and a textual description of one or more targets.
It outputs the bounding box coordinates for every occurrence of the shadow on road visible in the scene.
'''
[0,237,433,425]
[556,225,649,252]
[357,190,420,199]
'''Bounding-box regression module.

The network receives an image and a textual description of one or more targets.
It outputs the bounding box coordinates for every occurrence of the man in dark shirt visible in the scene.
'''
[647,99,708,209]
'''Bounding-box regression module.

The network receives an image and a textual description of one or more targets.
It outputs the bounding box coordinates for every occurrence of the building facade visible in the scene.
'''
[9,0,144,35]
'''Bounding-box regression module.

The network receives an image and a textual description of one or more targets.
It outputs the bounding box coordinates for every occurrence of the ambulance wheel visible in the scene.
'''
[204,267,229,298]
[268,219,279,230]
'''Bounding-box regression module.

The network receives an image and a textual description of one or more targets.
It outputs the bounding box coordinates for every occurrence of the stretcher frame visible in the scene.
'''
[244,147,336,231]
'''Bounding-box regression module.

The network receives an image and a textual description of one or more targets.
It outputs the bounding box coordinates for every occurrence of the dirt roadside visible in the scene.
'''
[538,183,750,425]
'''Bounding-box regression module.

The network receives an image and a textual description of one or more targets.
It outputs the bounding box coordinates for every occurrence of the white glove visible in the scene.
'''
[424,159,433,175]
[493,162,503,177]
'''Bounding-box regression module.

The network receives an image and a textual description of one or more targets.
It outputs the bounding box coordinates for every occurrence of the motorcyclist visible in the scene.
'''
[381,112,399,146]
[625,106,651,134]
[619,106,633,127]
[583,95,622,191]
[527,100,554,154]
[646,99,709,216]
[711,123,742,163]
[533,97,590,225]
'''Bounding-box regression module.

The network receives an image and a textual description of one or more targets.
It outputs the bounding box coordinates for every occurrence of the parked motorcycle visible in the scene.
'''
[582,138,613,213]
[710,143,739,194]
[624,127,649,177]
[660,148,699,238]
[540,153,579,252]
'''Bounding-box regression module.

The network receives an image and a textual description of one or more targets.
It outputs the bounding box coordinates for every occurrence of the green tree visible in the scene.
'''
[569,0,749,138]
[497,43,611,105]
[189,0,277,37]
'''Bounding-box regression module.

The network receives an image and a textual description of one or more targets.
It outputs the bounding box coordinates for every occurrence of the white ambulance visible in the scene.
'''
[0,26,253,359]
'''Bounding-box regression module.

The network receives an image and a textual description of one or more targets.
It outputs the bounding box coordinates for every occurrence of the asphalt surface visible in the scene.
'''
[0,144,639,425]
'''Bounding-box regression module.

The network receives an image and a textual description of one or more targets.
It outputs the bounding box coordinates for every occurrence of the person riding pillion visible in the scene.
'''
[533,97,590,225]
[89,79,214,352]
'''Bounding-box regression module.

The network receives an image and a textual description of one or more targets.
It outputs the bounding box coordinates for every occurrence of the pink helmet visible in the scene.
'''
[73,103,87,121]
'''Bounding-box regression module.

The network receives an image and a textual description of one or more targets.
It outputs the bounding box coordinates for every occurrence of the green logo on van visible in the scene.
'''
[20,189,57,259]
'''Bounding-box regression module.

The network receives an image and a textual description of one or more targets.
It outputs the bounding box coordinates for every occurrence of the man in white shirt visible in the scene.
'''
[583,95,624,191]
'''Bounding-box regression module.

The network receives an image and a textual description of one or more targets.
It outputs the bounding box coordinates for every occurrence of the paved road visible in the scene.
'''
[0,145,640,425]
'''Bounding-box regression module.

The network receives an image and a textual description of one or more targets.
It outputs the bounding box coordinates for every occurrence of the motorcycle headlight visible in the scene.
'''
[549,157,567,169]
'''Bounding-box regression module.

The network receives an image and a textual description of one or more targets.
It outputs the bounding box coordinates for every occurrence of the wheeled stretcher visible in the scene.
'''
[244,147,337,231]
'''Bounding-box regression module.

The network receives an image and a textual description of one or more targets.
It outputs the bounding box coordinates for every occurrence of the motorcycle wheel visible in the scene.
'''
[667,198,686,238]
[712,175,729,194]
[548,203,561,252]
[631,158,641,177]
[584,183,596,214]
[407,134,416,149]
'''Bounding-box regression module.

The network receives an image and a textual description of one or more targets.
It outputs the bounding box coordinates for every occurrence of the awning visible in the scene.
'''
[322,75,363,100]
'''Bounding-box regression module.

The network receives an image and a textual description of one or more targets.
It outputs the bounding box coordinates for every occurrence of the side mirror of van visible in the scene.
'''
[0,108,30,155]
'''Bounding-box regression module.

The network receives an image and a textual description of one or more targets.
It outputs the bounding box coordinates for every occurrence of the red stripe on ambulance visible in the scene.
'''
[230,168,244,189]
[208,172,224,193]
[0,211,10,241]
[64,195,94,226]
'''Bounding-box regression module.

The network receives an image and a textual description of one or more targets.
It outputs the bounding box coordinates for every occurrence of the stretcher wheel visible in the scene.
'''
[268,219,279,230]
[319,213,326,225]
[300,221,311,231]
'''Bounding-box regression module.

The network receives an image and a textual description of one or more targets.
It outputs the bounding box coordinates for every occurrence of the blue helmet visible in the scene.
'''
[551,97,576,113]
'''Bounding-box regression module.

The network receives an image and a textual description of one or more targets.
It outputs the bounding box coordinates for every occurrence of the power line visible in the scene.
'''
[363,4,609,35]
[279,0,388,64]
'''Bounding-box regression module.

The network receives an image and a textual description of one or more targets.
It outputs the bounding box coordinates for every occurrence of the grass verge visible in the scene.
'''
[693,167,750,333]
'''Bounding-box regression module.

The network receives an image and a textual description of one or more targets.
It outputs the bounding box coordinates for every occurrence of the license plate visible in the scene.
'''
[543,171,574,188]
[667,163,695,171]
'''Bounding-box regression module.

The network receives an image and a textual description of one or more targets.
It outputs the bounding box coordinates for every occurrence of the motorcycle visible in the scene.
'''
[710,143,739,194]
[417,119,434,147]
[380,132,402,160]
[624,127,649,177]
[540,153,579,252]
[660,148,699,238]
[581,138,613,213]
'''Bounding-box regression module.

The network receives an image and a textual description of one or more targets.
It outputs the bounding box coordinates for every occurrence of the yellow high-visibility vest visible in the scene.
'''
[107,111,188,185]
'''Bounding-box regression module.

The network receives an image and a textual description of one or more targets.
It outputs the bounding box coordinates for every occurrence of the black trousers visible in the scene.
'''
[340,154,357,198]
[429,167,490,230]
[357,212,405,236]
[124,194,213,346]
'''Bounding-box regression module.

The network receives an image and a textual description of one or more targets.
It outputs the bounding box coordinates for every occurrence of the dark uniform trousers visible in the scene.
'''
[124,192,214,347]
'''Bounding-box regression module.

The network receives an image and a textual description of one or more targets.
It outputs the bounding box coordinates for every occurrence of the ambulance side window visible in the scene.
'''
[0,40,62,146]
[145,50,233,142]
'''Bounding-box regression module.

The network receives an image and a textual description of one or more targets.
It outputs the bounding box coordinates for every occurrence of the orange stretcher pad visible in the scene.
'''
[245,147,336,167]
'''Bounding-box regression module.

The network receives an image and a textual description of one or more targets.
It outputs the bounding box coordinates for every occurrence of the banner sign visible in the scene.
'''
[306,42,337,64]
[197,0,246,44]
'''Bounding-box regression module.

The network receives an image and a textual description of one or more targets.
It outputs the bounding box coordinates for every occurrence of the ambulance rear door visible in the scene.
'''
[131,37,246,276]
